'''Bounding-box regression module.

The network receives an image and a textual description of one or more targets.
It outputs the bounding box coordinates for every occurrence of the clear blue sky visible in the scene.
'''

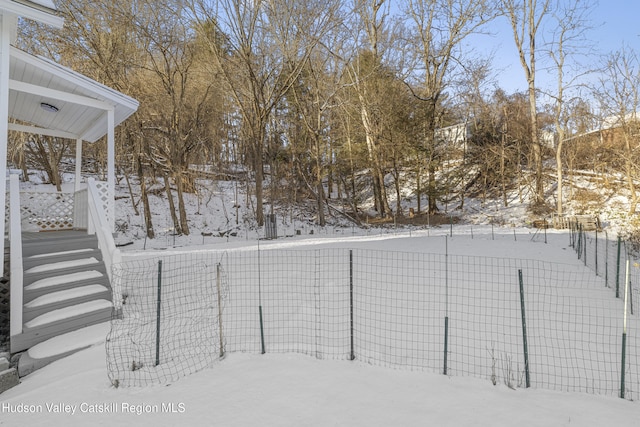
[469,1,640,94]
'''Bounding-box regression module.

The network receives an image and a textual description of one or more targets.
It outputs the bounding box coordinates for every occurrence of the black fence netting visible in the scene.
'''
[106,247,639,400]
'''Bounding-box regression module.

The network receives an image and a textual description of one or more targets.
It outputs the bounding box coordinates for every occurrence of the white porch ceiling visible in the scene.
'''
[8,46,139,142]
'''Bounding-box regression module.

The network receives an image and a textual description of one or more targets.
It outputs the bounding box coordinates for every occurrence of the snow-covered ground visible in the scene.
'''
[2,228,639,426]
[4,169,639,425]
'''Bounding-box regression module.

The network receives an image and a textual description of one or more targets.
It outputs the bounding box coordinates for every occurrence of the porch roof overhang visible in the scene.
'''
[7,45,139,142]
[0,0,63,29]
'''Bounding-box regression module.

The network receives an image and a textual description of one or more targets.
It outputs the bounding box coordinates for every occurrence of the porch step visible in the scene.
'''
[23,285,111,322]
[22,231,99,258]
[22,248,102,270]
[11,300,112,353]
[11,231,114,356]
[17,322,110,377]
[23,262,108,290]
[24,270,107,302]
[25,257,100,274]
[24,300,112,329]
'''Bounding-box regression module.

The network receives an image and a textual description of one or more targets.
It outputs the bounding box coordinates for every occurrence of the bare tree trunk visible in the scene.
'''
[623,133,638,213]
[416,163,422,213]
[315,135,326,226]
[137,156,154,239]
[163,173,182,235]
[555,133,564,216]
[175,171,190,235]
[528,81,544,205]
[427,163,438,213]
[124,168,140,216]
[503,0,551,207]
[361,104,392,218]
[254,143,265,226]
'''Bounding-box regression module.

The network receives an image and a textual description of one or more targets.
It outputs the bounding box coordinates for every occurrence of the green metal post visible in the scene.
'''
[258,242,266,354]
[595,229,598,275]
[443,316,449,375]
[616,236,622,298]
[349,250,355,361]
[518,269,530,388]
[259,306,266,354]
[155,260,162,366]
[583,228,587,266]
[605,230,609,288]
[444,237,449,375]
[217,263,224,358]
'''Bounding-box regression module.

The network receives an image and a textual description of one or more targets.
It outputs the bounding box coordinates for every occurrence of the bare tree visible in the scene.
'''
[190,0,340,226]
[596,47,640,214]
[287,49,347,226]
[404,0,496,213]
[15,134,71,191]
[341,0,391,218]
[545,0,595,217]
[502,0,552,208]
[131,0,212,236]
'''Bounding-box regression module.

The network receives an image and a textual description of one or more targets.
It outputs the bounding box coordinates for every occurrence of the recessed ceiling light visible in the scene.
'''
[40,102,59,113]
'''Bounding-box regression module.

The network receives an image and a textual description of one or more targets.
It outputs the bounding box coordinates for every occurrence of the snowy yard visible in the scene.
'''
[1,227,639,426]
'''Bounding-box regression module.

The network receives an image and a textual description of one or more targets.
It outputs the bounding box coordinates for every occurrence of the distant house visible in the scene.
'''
[564,111,640,146]
[540,129,556,149]
[434,122,470,148]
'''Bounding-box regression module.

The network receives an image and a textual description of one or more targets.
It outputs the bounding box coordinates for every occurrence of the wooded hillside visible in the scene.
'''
[8,0,640,238]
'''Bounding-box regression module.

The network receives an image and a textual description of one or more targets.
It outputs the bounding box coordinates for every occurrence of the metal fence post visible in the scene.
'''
[595,229,598,275]
[258,245,266,354]
[349,250,355,361]
[216,263,224,358]
[583,228,587,266]
[616,236,622,298]
[444,236,449,375]
[605,230,609,287]
[620,259,630,399]
[518,269,531,388]
[155,260,162,366]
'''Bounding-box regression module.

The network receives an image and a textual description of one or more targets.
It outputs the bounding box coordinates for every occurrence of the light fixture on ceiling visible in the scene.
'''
[40,102,59,113]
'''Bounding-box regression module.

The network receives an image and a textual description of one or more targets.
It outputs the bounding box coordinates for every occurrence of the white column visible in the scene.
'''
[0,13,15,278]
[107,108,115,231]
[74,138,82,191]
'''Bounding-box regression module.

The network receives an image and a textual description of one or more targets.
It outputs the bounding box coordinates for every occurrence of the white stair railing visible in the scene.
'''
[73,187,88,230]
[9,174,24,340]
[86,178,119,282]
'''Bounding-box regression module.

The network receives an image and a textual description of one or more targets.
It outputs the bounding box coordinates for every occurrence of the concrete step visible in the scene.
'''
[23,285,112,322]
[0,368,19,394]
[17,322,110,377]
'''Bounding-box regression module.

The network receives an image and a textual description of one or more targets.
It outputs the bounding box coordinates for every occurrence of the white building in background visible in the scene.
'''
[434,122,470,148]
[540,129,556,149]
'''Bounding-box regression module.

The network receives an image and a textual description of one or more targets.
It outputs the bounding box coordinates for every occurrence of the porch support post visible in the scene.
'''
[107,107,115,231]
[74,138,82,191]
[0,13,15,278]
